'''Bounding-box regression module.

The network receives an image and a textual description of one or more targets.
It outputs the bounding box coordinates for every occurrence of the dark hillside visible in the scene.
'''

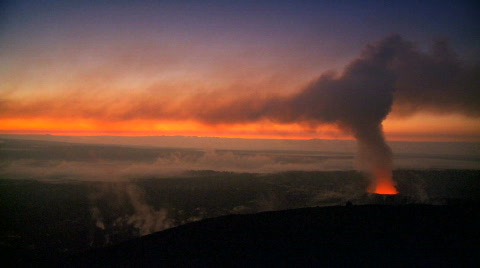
[66,204,479,267]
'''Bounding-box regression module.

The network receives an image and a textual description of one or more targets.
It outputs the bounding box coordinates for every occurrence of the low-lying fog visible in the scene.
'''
[1,136,479,252]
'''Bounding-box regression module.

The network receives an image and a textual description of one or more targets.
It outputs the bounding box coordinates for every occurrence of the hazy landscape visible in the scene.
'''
[1,0,479,265]
[1,136,479,257]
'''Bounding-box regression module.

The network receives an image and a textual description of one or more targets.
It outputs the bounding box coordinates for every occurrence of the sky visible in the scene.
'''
[1,0,479,142]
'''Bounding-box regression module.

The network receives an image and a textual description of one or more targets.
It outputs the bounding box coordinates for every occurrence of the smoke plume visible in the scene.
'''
[203,35,478,194]
[2,35,479,193]
[187,35,479,193]
[190,36,403,193]
[168,35,478,193]
[272,36,402,194]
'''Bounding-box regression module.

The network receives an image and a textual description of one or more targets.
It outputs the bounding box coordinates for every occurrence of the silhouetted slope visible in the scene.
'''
[69,204,479,267]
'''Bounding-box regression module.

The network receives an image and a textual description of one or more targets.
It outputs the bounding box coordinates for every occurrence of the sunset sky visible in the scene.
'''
[1,0,479,142]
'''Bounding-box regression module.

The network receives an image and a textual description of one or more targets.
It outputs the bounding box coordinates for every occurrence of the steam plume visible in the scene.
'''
[269,36,402,194]
[2,35,479,192]
[172,36,405,193]
[209,35,478,194]
[190,35,479,193]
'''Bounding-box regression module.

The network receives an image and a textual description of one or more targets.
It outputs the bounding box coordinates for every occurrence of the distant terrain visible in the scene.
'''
[1,137,479,265]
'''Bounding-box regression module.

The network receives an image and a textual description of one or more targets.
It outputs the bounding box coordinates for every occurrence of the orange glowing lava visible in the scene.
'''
[372,178,398,195]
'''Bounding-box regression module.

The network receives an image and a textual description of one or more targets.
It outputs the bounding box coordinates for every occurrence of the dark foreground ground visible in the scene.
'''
[13,203,474,267]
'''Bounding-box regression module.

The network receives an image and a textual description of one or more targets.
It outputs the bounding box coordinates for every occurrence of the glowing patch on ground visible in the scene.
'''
[371,178,398,195]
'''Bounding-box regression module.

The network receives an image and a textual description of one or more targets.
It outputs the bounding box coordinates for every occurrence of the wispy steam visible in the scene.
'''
[90,183,173,239]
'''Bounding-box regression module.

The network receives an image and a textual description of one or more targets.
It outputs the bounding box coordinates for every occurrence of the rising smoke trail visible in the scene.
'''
[190,36,404,193]
[266,36,404,194]
[273,35,479,193]
[2,35,478,193]
[163,36,442,194]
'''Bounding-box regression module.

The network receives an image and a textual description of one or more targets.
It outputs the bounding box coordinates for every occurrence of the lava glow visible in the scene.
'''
[372,178,398,195]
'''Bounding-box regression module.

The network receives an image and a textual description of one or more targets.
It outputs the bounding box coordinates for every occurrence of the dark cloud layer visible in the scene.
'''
[391,38,480,117]
[189,35,479,124]
[1,35,479,190]
[1,35,478,123]
[178,35,479,189]
[184,36,479,189]
[271,36,478,188]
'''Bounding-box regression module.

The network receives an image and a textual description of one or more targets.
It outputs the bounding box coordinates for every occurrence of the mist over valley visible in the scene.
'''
[1,137,479,258]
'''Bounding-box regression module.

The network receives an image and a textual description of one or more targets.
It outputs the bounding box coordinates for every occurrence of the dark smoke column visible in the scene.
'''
[355,124,397,194]
[342,39,400,194]
[193,36,428,194]
[272,36,405,194]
